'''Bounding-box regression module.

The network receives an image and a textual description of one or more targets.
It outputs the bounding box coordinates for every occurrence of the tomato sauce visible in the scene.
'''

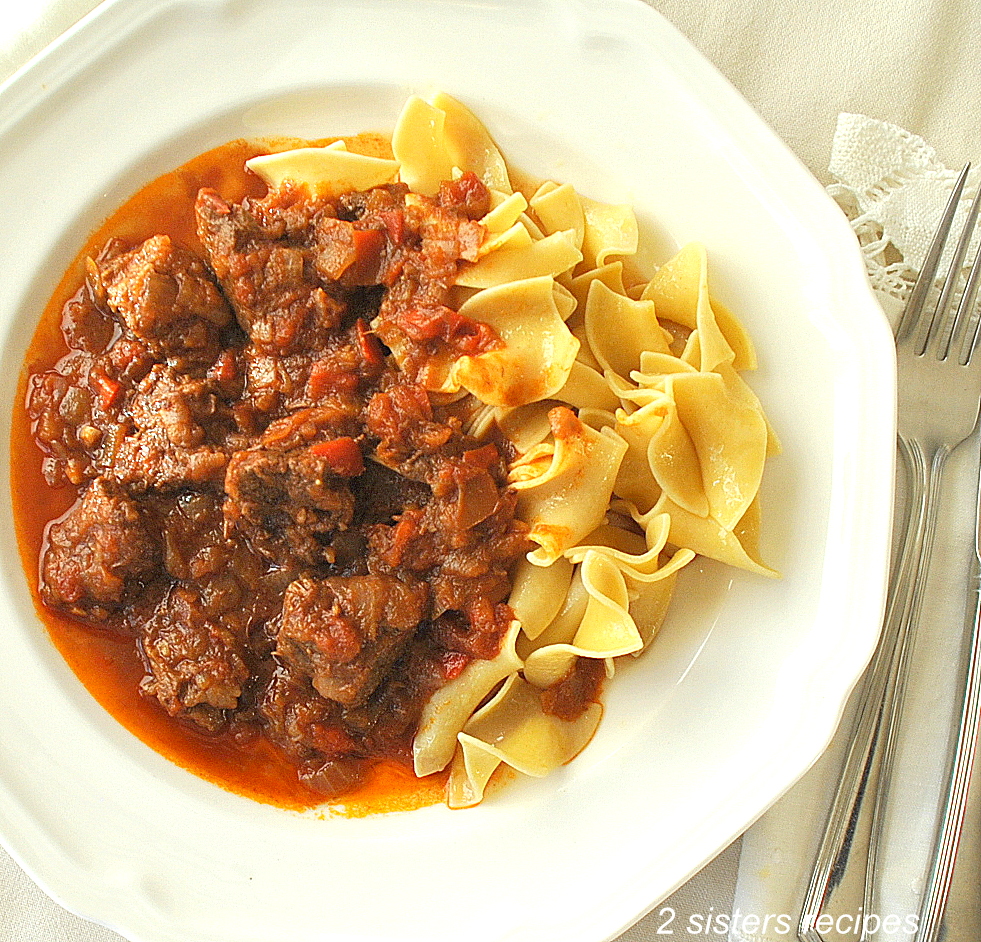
[11,136,451,815]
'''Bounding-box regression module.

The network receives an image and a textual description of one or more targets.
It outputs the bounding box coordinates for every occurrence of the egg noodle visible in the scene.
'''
[248,92,778,808]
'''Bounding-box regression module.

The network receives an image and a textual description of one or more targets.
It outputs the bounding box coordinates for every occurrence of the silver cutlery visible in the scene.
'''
[800,162,981,942]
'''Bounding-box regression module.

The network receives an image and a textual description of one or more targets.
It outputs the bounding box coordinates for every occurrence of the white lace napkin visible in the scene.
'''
[827,113,980,320]
[729,114,981,942]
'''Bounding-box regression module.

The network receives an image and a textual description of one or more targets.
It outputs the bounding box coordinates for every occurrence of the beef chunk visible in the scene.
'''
[223,448,355,565]
[97,234,231,365]
[40,479,159,616]
[108,431,229,493]
[365,381,457,480]
[139,585,250,731]
[128,364,233,448]
[276,574,429,707]
[195,187,346,353]
[105,365,231,492]
[259,659,355,756]
[257,659,370,798]
[223,407,361,565]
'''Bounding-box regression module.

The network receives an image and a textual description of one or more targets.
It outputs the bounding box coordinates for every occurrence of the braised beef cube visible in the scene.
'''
[139,585,249,731]
[108,429,229,493]
[223,447,355,565]
[336,183,408,222]
[350,459,430,528]
[195,188,345,353]
[258,405,362,452]
[276,574,429,708]
[105,365,232,492]
[98,234,231,362]
[61,279,115,354]
[259,660,358,758]
[159,490,229,582]
[364,382,455,480]
[129,364,231,448]
[40,479,159,616]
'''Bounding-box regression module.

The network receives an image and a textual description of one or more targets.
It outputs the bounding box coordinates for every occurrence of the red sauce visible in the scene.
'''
[11,136,450,815]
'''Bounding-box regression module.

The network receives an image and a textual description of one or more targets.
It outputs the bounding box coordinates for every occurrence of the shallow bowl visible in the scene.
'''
[0,1,895,940]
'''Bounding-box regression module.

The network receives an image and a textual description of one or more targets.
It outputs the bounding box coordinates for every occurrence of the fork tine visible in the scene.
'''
[897,162,971,347]
[957,237,981,365]
[935,188,981,360]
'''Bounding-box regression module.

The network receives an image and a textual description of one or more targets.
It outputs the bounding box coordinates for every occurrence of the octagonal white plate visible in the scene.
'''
[0,1,895,941]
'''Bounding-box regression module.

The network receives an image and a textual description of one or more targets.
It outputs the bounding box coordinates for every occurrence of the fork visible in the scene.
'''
[800,162,981,942]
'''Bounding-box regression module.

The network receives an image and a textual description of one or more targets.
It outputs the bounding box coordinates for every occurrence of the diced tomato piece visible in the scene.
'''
[309,436,364,477]
[307,360,359,399]
[460,443,500,471]
[439,650,471,682]
[345,227,386,285]
[90,371,123,410]
[379,209,406,244]
[437,171,491,219]
[396,304,500,357]
[384,509,421,568]
[355,319,386,367]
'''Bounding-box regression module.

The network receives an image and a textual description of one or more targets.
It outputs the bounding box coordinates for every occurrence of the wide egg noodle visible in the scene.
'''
[715,358,783,457]
[521,516,694,687]
[615,393,706,517]
[413,622,523,777]
[580,193,639,271]
[572,517,694,650]
[496,400,555,453]
[529,181,586,250]
[508,407,628,565]
[640,242,754,373]
[565,516,695,594]
[584,280,673,383]
[441,276,581,407]
[391,95,457,197]
[455,229,582,289]
[627,495,778,577]
[245,140,400,199]
[508,554,575,640]
[553,359,622,413]
[446,675,603,808]
[521,549,638,689]
[479,192,529,241]
[518,565,590,655]
[427,90,513,194]
[632,349,698,380]
[668,370,768,530]
[477,219,533,257]
[569,260,628,313]
[607,414,665,512]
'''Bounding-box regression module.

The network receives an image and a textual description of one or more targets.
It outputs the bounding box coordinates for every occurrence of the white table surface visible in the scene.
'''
[1,2,980,941]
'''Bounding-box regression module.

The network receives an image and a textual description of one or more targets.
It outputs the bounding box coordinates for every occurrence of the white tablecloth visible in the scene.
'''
[2,2,980,940]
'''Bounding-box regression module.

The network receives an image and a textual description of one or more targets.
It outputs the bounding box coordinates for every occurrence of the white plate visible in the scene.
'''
[0,1,896,940]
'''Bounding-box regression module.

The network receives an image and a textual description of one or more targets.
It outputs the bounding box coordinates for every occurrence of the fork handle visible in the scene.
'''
[914,529,981,940]
[861,442,951,929]
[799,438,947,941]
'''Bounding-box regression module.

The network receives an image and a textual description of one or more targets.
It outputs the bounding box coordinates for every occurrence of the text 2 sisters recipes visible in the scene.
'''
[14,92,778,811]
